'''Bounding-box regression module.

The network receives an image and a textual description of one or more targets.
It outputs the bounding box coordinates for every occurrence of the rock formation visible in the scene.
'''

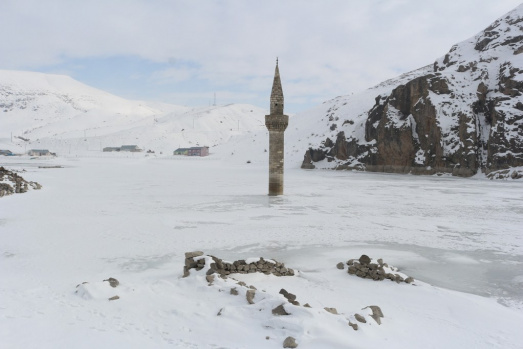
[0,167,42,197]
[345,255,414,284]
[301,5,523,178]
[183,251,295,278]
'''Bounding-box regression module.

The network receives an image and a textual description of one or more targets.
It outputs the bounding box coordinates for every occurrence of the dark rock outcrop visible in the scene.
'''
[301,5,523,177]
[0,167,42,197]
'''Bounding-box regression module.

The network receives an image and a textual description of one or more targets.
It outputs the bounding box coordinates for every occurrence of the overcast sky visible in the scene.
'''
[2,0,522,113]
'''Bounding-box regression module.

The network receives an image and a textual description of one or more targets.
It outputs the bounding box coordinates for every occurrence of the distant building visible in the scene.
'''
[28,149,52,156]
[0,150,14,156]
[173,148,189,155]
[187,146,209,157]
[103,147,121,152]
[173,146,209,157]
[120,145,142,152]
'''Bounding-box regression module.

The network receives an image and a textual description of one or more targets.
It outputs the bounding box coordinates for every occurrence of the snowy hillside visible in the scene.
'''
[298,4,523,179]
[0,70,267,155]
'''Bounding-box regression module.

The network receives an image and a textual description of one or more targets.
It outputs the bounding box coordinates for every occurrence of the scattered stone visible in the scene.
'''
[324,307,338,315]
[336,262,345,270]
[272,304,290,316]
[359,254,371,265]
[377,258,384,266]
[183,267,190,277]
[354,313,366,323]
[185,251,204,259]
[108,295,119,301]
[230,287,238,296]
[266,336,270,340]
[283,336,298,348]
[246,289,256,304]
[217,308,223,316]
[405,277,415,283]
[347,259,355,266]
[303,303,311,308]
[364,305,384,325]
[348,322,358,331]
[103,277,119,288]
[206,275,215,284]
[279,288,298,304]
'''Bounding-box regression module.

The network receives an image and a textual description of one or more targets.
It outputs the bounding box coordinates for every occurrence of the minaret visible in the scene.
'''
[265,59,289,196]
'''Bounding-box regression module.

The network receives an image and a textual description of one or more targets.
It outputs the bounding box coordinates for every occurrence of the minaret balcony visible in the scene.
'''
[265,114,289,132]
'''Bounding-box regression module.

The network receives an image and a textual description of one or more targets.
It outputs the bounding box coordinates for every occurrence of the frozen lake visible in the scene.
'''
[1,155,522,348]
[3,156,522,307]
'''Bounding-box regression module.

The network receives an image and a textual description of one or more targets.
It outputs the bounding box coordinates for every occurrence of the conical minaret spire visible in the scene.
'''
[270,58,284,115]
[265,59,289,196]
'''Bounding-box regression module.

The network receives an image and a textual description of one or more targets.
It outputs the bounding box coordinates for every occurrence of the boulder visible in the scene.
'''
[324,307,338,315]
[283,336,298,348]
[185,251,204,259]
[246,290,255,304]
[103,277,119,288]
[272,304,290,316]
[364,305,384,325]
[358,255,371,265]
[354,313,366,323]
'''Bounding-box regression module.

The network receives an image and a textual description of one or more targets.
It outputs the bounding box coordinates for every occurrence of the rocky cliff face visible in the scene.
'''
[301,5,523,178]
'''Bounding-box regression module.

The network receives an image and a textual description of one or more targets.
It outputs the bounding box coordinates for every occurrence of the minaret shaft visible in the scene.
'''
[265,60,288,196]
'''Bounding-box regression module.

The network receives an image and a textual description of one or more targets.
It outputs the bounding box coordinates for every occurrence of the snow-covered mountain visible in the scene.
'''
[0,70,267,155]
[298,4,523,178]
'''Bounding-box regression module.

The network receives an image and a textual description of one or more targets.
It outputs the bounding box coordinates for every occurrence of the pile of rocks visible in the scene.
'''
[0,167,41,197]
[340,254,414,284]
[184,252,389,347]
[184,251,296,278]
[486,168,523,180]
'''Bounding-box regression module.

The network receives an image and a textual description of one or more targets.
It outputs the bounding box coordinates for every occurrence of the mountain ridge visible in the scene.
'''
[0,70,267,155]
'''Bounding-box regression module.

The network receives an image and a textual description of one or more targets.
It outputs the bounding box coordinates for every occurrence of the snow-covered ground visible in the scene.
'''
[1,154,522,348]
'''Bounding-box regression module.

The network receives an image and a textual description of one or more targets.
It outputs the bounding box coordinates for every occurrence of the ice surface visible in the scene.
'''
[0,156,522,348]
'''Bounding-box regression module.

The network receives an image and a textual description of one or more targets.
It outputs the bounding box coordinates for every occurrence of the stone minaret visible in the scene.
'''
[265,59,289,196]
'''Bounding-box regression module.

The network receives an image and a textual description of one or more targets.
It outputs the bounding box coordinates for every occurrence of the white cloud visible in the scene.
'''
[1,0,521,112]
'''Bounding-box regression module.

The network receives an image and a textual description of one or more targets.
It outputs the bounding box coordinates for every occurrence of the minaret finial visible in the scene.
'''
[270,58,283,115]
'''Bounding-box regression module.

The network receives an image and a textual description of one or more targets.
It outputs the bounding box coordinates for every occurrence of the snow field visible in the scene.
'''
[1,156,522,348]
